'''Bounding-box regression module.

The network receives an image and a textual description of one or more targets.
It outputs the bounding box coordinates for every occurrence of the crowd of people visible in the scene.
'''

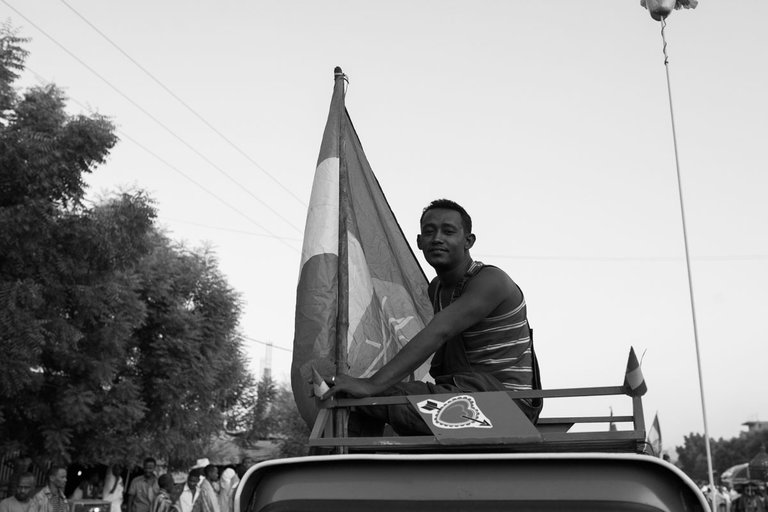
[701,482,767,512]
[0,457,255,512]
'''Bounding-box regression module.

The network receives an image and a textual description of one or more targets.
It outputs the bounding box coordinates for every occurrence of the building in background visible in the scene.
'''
[742,421,768,434]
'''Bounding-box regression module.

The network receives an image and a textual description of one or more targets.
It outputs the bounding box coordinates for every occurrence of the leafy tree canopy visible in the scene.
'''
[0,22,252,469]
[270,385,310,458]
[237,376,310,459]
[676,429,768,484]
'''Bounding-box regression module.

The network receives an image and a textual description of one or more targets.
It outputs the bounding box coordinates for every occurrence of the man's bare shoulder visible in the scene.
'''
[466,265,522,302]
[475,265,516,287]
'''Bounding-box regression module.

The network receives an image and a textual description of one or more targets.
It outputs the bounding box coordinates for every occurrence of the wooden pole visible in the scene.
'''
[334,66,350,452]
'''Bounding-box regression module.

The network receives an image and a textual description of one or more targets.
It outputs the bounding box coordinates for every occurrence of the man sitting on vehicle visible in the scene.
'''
[323,199,542,435]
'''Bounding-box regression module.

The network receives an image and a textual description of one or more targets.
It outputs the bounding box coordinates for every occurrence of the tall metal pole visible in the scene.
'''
[659,19,716,504]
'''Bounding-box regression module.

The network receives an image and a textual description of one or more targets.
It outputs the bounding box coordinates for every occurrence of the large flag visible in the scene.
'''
[291,67,434,427]
[647,413,662,457]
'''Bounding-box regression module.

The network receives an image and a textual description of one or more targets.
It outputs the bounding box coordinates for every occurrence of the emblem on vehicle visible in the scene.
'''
[417,395,492,429]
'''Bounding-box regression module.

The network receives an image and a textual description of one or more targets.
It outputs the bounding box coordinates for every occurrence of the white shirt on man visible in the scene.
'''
[176,484,199,512]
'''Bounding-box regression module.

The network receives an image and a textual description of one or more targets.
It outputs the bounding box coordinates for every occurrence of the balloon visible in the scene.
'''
[640,0,698,21]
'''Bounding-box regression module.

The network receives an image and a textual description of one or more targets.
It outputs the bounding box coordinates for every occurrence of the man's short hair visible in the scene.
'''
[421,199,472,234]
[143,457,156,466]
[16,472,35,484]
[158,473,174,490]
[188,468,202,479]
[47,465,67,479]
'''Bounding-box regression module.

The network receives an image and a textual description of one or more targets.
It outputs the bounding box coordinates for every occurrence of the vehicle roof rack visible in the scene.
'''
[308,385,648,455]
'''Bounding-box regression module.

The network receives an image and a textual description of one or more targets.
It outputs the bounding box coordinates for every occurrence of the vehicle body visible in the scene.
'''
[234,386,711,512]
[235,452,709,512]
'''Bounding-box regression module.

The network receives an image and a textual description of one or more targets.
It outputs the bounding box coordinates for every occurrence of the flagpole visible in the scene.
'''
[659,18,716,499]
[335,66,350,450]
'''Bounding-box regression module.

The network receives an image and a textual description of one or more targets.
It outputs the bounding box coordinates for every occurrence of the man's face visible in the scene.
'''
[187,474,200,490]
[417,209,473,271]
[143,462,156,478]
[206,467,218,482]
[51,469,67,491]
[15,476,35,502]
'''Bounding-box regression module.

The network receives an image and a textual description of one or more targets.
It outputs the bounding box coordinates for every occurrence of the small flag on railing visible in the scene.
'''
[623,347,647,397]
[647,413,662,456]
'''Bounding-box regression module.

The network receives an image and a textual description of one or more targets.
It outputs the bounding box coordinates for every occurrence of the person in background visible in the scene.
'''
[732,483,766,512]
[150,475,174,512]
[217,467,237,512]
[0,473,35,512]
[226,458,255,512]
[175,469,200,512]
[29,466,67,512]
[127,458,159,512]
[102,465,124,512]
[70,470,101,500]
[197,466,219,512]
[5,459,32,500]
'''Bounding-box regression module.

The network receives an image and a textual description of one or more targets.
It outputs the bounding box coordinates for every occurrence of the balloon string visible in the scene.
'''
[661,16,717,508]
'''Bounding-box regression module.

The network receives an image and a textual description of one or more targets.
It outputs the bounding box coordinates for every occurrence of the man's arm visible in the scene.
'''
[325,267,515,398]
[127,483,136,512]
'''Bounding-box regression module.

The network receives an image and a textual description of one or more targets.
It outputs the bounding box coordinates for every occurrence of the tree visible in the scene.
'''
[676,433,711,483]
[0,19,28,115]
[675,429,768,483]
[0,23,252,467]
[1,20,126,461]
[242,373,278,442]
[237,380,309,458]
[241,381,309,458]
[271,386,310,458]
[129,237,253,467]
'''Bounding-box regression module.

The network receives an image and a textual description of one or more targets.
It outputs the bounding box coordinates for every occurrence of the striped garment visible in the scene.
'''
[431,261,534,391]
[151,491,174,512]
[29,487,67,512]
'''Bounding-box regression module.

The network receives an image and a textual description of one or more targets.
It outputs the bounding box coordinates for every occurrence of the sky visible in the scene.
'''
[2,0,766,456]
